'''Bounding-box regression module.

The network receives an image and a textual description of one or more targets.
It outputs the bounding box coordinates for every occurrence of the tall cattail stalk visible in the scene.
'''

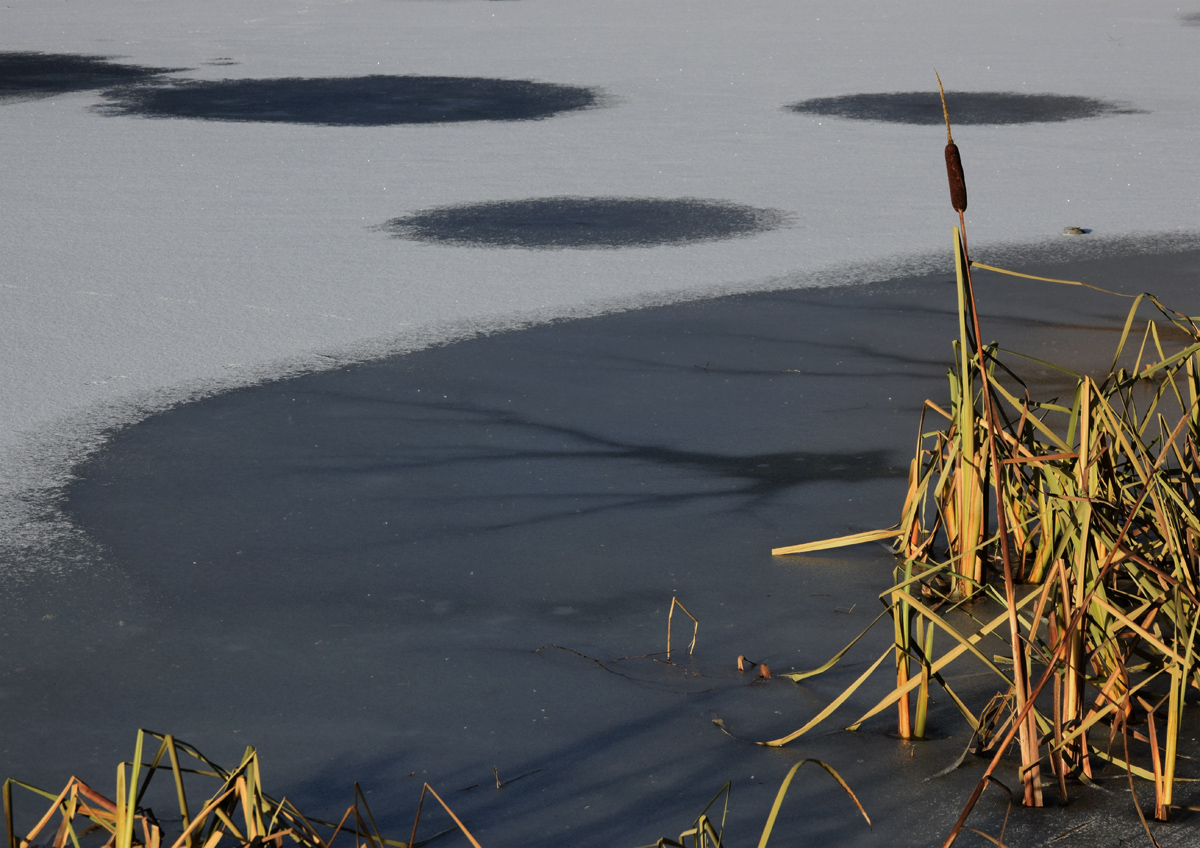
[937,72,1043,805]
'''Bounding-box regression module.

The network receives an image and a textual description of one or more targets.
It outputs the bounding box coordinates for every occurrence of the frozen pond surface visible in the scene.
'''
[2,247,1197,847]
[3,1,1200,845]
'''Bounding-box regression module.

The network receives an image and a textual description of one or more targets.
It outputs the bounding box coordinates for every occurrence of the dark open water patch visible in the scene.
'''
[380,197,791,249]
[1183,11,1200,25]
[787,91,1144,125]
[96,75,603,125]
[0,52,184,103]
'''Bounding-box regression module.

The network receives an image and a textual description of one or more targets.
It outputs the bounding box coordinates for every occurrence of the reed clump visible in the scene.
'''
[3,730,480,848]
[6,731,869,848]
[770,75,1200,843]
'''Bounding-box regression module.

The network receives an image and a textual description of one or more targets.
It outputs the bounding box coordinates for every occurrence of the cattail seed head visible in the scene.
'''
[945,141,968,213]
[935,71,968,213]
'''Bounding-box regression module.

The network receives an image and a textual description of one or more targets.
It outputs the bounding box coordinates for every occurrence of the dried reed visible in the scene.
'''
[770,76,1199,841]
[4,730,479,848]
[634,759,869,848]
[7,732,869,848]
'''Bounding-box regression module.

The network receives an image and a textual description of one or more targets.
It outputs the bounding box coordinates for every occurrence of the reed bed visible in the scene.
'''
[5,731,868,848]
[771,77,1200,844]
[3,730,480,848]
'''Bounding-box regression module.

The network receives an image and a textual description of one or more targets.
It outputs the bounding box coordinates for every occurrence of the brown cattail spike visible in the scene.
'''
[936,71,968,213]
[945,142,968,213]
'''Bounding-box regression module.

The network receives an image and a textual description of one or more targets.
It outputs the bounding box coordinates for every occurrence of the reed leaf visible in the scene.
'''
[755,759,869,848]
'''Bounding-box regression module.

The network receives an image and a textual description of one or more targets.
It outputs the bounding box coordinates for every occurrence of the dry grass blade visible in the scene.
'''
[667,596,699,658]
[632,783,732,848]
[782,607,891,682]
[408,784,482,848]
[771,528,901,556]
[756,759,869,848]
[969,262,1135,298]
[636,770,866,848]
[763,648,891,747]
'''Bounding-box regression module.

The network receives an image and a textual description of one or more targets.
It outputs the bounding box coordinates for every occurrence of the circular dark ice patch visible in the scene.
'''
[0,51,184,102]
[786,91,1143,125]
[380,197,791,249]
[96,75,602,125]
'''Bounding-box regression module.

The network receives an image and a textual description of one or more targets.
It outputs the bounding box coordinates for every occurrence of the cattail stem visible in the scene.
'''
[893,590,913,738]
[940,72,1040,804]
[956,224,1043,806]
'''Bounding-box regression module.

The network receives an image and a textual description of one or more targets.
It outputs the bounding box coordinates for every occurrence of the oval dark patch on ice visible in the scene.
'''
[786,91,1144,125]
[1182,12,1200,26]
[380,197,790,249]
[0,52,184,103]
[96,75,602,125]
